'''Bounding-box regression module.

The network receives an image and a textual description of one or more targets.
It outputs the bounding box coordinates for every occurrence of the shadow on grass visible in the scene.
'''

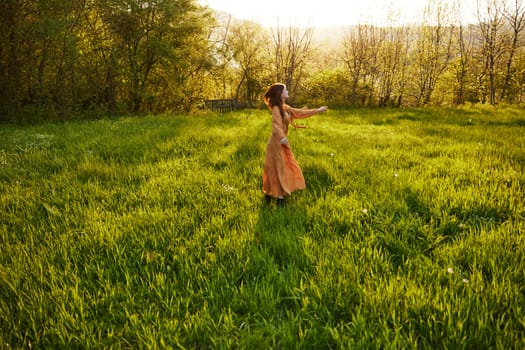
[302,165,335,199]
[372,107,525,128]
[253,203,311,272]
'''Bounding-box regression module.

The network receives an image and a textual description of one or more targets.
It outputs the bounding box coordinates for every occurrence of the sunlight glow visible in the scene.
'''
[200,0,478,27]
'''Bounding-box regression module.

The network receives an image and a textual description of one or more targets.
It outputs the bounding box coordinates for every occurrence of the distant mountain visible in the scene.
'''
[312,26,352,48]
[210,8,350,48]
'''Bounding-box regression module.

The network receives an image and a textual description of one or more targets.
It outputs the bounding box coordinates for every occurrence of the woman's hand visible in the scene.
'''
[292,123,307,129]
[280,137,291,148]
[317,106,328,113]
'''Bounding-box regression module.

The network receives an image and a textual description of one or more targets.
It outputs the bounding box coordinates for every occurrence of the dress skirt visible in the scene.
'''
[262,140,305,198]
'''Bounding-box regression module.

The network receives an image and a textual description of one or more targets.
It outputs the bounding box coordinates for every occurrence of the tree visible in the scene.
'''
[342,25,381,106]
[451,24,476,105]
[206,12,234,100]
[227,20,270,107]
[0,0,87,118]
[411,0,455,106]
[475,0,509,104]
[500,0,525,102]
[376,26,411,107]
[271,24,313,100]
[95,0,213,112]
[0,0,24,117]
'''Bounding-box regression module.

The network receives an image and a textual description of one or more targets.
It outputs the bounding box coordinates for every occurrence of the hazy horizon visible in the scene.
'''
[200,0,479,27]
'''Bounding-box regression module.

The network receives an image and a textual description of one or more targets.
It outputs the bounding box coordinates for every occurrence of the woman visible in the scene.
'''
[262,83,328,206]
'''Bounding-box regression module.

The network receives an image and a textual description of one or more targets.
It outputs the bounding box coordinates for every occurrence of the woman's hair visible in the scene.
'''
[264,83,286,117]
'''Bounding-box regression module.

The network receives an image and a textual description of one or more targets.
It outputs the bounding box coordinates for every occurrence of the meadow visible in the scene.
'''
[0,107,524,349]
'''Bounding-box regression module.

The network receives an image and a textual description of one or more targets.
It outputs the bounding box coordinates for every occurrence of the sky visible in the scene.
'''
[199,0,479,27]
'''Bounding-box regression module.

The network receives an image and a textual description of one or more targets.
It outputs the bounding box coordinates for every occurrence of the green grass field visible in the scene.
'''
[1,107,524,349]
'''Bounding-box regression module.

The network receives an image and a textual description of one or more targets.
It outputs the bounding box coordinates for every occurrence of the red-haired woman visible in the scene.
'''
[262,83,328,206]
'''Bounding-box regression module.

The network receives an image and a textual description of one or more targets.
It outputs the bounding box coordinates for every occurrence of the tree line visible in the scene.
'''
[1,0,524,122]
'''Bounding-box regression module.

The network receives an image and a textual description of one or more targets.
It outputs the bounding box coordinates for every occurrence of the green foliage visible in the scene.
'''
[1,107,524,348]
[301,68,352,108]
[2,0,524,121]
[0,0,214,120]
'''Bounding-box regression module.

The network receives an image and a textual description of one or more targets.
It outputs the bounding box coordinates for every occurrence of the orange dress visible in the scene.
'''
[262,104,320,198]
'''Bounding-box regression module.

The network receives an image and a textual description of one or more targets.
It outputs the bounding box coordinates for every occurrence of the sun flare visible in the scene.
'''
[200,0,478,27]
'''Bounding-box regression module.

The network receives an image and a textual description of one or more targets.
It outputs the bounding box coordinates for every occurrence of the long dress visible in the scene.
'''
[262,104,319,198]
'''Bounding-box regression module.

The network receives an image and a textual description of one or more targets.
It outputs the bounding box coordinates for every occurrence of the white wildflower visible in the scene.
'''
[447,267,454,274]
[221,184,236,193]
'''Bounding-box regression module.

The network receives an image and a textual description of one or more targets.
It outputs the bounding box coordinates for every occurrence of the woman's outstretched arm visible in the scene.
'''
[287,105,328,119]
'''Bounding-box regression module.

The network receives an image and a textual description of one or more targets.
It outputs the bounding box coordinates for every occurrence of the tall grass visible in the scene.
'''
[1,107,524,349]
